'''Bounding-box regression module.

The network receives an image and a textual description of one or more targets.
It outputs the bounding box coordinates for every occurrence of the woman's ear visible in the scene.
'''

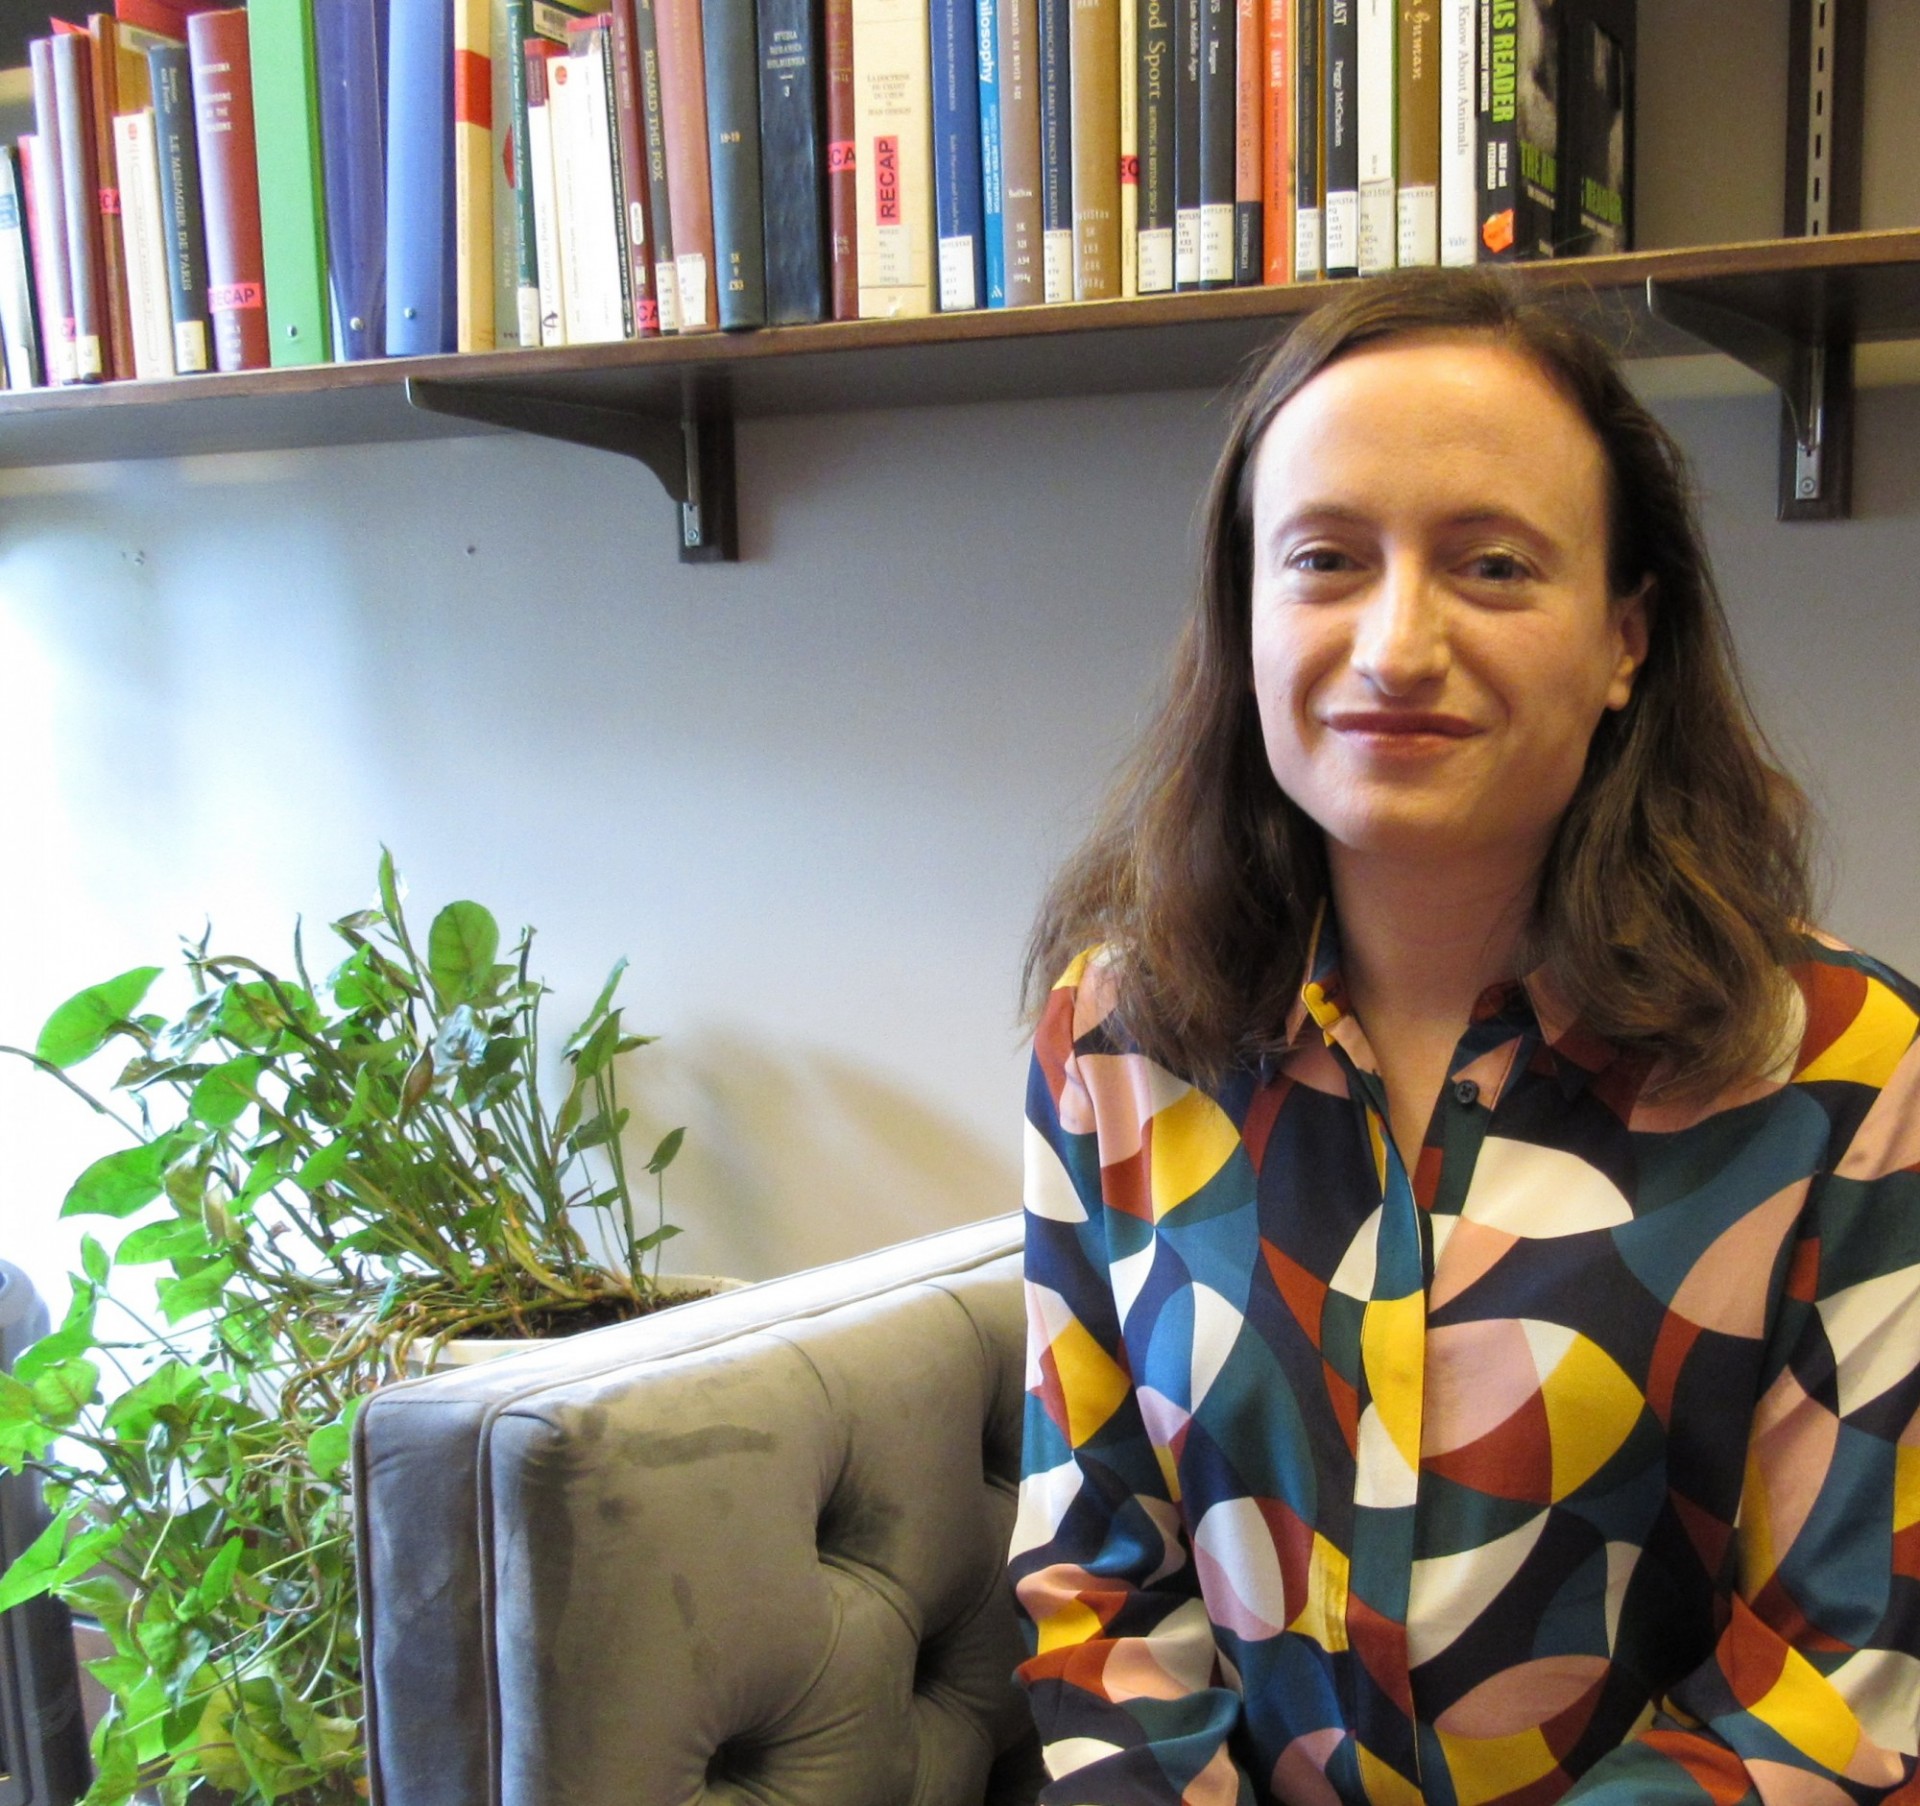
[1607,578,1653,711]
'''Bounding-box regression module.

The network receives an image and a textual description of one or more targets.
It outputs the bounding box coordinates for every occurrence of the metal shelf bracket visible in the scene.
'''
[1644,280,1854,521]
[405,376,738,562]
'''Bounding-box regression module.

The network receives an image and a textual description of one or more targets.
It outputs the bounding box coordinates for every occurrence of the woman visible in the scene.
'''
[1010,268,1920,1806]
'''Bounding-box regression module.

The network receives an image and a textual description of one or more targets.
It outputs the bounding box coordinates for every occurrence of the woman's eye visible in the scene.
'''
[1287,547,1354,575]
[1467,551,1529,582]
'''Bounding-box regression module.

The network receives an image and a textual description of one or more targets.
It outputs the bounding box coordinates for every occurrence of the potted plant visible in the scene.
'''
[0,854,694,1806]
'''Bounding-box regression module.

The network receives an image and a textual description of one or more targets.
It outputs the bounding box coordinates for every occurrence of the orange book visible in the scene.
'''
[1261,0,1290,281]
[453,0,495,350]
[652,0,718,330]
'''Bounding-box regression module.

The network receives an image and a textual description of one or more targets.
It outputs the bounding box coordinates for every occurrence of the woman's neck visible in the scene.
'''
[1328,846,1542,1041]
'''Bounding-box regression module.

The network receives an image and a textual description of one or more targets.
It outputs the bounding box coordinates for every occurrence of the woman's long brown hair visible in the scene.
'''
[1024,267,1816,1096]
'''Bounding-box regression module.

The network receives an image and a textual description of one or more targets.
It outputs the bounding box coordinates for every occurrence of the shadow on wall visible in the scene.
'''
[620,1029,1023,1283]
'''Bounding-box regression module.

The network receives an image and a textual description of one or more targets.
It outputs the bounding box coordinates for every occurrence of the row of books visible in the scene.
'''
[0,0,1636,388]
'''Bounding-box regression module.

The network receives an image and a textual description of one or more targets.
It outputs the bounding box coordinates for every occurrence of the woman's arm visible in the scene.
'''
[1010,961,1254,1806]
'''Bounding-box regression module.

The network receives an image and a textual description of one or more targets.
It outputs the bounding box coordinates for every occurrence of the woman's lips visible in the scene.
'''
[1323,710,1480,740]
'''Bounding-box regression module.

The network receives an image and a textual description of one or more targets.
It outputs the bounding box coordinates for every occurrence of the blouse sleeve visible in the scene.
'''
[1562,1034,1920,1806]
[1008,963,1255,1806]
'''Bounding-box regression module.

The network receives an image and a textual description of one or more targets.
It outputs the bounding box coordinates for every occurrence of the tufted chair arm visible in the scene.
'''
[356,1214,1042,1806]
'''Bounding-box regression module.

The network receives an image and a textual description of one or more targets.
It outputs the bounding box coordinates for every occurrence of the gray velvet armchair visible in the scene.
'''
[354,1213,1043,1806]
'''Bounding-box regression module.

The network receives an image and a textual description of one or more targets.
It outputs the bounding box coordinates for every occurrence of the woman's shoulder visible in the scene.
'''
[1041,944,1130,1048]
[1782,929,1920,1093]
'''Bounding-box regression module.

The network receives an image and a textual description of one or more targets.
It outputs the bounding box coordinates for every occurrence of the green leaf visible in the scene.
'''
[28,1357,98,1427]
[305,1421,351,1481]
[197,1537,245,1610]
[293,1139,351,1193]
[35,967,163,1069]
[115,1218,212,1267]
[80,1234,110,1286]
[647,1126,685,1174]
[155,1260,233,1324]
[564,957,629,1055]
[427,901,500,1008]
[554,1077,587,1140]
[378,847,404,928]
[62,1143,167,1220]
[569,1107,629,1152]
[569,1013,624,1083]
[634,1223,683,1254]
[0,1511,122,1615]
[216,980,310,1050]
[188,1056,263,1128]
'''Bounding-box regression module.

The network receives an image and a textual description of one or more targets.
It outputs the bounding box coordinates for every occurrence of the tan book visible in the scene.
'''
[454,0,496,350]
[1119,0,1137,293]
[1069,0,1119,298]
[653,0,720,329]
[852,0,933,317]
[84,16,135,379]
[1396,0,1437,263]
[997,0,1041,304]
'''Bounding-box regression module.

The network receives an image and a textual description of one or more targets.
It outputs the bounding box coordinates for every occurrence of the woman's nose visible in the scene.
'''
[1350,558,1449,695]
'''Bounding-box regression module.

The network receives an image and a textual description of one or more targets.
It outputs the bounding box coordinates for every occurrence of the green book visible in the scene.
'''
[249,0,332,366]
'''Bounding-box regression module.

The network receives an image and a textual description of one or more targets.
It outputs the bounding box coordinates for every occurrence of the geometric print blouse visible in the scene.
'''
[1011,914,1920,1805]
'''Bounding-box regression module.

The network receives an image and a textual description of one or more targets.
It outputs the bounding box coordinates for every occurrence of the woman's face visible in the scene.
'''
[1248,335,1648,879]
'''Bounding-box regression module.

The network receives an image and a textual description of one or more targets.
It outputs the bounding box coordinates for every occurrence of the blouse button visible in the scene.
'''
[1453,1078,1481,1107]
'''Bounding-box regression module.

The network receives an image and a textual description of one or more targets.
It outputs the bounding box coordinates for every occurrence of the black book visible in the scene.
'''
[634,0,679,328]
[146,41,212,373]
[1136,0,1174,291]
[1036,0,1072,300]
[702,0,767,325]
[1197,0,1233,285]
[0,147,41,387]
[758,0,828,320]
[1293,0,1320,276]
[1555,0,1633,255]
[1173,0,1199,284]
[1323,0,1357,275]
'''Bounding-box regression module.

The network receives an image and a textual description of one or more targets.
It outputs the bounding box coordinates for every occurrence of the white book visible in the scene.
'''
[548,43,624,344]
[573,32,630,339]
[112,111,174,380]
[853,0,935,317]
[1357,0,1395,274]
[526,60,567,343]
[1439,0,1475,264]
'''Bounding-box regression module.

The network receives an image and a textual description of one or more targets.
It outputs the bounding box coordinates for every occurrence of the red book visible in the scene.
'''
[51,30,111,379]
[651,0,717,331]
[185,6,267,370]
[825,0,855,318]
[608,0,661,336]
[115,0,217,35]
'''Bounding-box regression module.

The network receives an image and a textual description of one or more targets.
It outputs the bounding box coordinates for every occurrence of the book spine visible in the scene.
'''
[1322,0,1355,275]
[1438,0,1471,260]
[0,149,44,387]
[251,0,333,365]
[1197,0,1233,284]
[1261,0,1288,279]
[976,0,1005,303]
[1231,0,1259,282]
[1118,0,1135,293]
[85,16,137,379]
[504,0,542,341]
[995,0,1040,303]
[112,109,174,377]
[489,0,521,343]
[524,42,566,339]
[1067,0,1117,299]
[27,49,78,383]
[146,42,211,371]
[587,15,637,333]
[931,0,984,308]
[1474,0,1514,259]
[52,32,110,379]
[852,0,934,316]
[1291,0,1319,275]
[633,0,681,328]
[453,0,495,349]
[1036,0,1070,300]
[187,8,270,371]
[1555,0,1631,255]
[312,0,389,362]
[385,0,456,352]
[1136,0,1172,291]
[825,0,857,315]
[1395,0,1437,262]
[1356,0,1392,271]
[557,26,626,339]
[611,0,662,332]
[545,39,584,338]
[1510,0,1555,257]
[654,0,719,330]
[1171,0,1196,283]
[703,0,768,326]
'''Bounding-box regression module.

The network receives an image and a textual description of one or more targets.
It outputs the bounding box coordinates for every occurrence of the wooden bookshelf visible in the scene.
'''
[0,229,1915,470]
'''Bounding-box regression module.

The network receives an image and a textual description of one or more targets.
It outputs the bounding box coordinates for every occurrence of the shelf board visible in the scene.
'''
[2,229,1918,469]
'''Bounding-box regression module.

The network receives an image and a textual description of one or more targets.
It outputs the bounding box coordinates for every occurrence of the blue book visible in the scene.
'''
[384,0,454,355]
[931,0,985,310]
[975,0,1004,305]
[313,0,388,360]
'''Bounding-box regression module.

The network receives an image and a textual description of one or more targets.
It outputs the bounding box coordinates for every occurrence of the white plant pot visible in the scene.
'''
[404,1275,749,1373]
